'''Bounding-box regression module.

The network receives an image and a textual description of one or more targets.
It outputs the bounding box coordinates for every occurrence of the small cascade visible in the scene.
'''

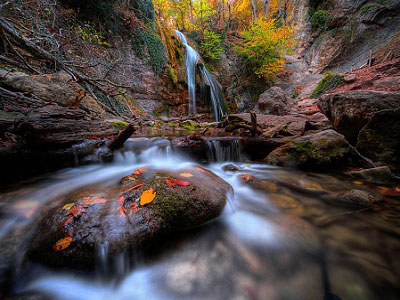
[207,139,243,162]
[175,30,225,121]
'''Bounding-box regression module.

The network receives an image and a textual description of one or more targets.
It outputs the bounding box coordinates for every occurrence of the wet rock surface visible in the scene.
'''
[27,166,231,269]
[356,108,400,172]
[318,91,400,143]
[347,166,394,185]
[264,129,351,169]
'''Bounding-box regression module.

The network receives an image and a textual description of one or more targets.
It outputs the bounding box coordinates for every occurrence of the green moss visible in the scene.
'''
[311,73,344,98]
[110,120,128,130]
[311,10,331,32]
[152,105,170,116]
[295,142,313,153]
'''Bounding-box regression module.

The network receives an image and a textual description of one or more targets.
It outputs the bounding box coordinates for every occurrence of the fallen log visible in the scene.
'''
[107,123,135,151]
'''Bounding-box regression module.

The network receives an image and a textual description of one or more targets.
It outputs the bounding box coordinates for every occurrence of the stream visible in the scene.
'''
[0,137,399,300]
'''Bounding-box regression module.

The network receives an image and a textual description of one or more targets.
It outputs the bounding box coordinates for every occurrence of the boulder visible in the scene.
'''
[27,166,231,268]
[0,70,104,118]
[255,87,290,115]
[347,166,394,185]
[318,91,400,143]
[264,129,351,169]
[223,113,307,138]
[308,112,331,130]
[16,104,117,147]
[343,74,356,83]
[356,108,400,172]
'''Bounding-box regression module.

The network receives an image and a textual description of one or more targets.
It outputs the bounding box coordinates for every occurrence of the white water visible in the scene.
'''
[175,30,200,116]
[175,30,225,121]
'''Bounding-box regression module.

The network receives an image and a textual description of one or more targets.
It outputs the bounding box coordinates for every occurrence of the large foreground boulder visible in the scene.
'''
[264,129,351,169]
[356,108,400,172]
[255,87,290,115]
[318,91,400,143]
[27,166,231,269]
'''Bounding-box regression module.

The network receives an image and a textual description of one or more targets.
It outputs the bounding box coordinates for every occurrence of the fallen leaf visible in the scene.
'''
[62,203,75,211]
[175,179,191,186]
[379,187,400,197]
[53,237,72,251]
[140,188,156,205]
[82,197,107,205]
[195,167,206,173]
[117,206,127,217]
[58,215,74,229]
[131,201,138,213]
[241,174,253,182]
[118,195,125,206]
[165,179,176,187]
[180,172,193,177]
[66,204,88,217]
[353,180,364,185]
[133,168,148,175]
[123,184,143,193]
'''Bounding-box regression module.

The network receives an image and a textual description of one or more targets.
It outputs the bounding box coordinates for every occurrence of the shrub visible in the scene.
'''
[199,30,223,61]
[311,73,344,98]
[311,10,330,31]
[131,25,167,73]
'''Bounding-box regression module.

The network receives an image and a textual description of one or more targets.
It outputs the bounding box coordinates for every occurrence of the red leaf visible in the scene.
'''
[123,184,143,193]
[175,180,191,186]
[118,195,125,206]
[165,179,176,187]
[58,215,74,229]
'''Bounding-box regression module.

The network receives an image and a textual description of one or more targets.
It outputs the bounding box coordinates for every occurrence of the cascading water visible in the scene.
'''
[175,30,225,121]
[175,30,200,116]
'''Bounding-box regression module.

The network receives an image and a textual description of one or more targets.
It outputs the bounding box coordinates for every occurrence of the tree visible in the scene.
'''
[235,17,295,79]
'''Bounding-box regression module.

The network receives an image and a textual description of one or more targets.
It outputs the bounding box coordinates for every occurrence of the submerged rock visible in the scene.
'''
[324,189,381,209]
[264,129,350,169]
[27,166,231,269]
[318,91,400,143]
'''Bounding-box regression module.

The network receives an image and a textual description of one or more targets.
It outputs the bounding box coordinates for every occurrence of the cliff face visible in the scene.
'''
[274,0,400,98]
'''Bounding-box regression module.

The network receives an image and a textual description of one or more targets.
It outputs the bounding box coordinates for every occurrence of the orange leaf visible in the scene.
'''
[195,167,206,173]
[53,237,72,251]
[123,184,143,193]
[175,180,191,186]
[66,205,88,217]
[241,174,253,182]
[165,179,176,187]
[140,188,156,205]
[82,196,107,205]
[133,168,147,175]
[353,180,364,185]
[180,172,193,177]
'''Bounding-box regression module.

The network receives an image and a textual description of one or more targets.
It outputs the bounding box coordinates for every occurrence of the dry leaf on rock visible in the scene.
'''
[53,237,72,251]
[140,188,156,205]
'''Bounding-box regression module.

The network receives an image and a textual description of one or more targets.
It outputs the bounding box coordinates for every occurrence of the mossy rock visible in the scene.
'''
[110,120,128,130]
[264,129,350,169]
[27,166,231,269]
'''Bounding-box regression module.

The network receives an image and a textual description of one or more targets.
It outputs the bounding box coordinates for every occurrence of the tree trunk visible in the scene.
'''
[264,0,269,18]
[251,0,257,21]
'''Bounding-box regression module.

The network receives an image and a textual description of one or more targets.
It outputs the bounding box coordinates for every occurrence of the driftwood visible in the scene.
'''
[107,124,135,151]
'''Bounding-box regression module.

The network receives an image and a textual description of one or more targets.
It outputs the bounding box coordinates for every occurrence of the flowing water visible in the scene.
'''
[0,137,399,300]
[175,30,225,121]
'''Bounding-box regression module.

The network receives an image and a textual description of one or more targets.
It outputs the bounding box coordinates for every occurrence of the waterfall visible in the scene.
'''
[175,30,200,116]
[207,139,243,162]
[175,30,225,121]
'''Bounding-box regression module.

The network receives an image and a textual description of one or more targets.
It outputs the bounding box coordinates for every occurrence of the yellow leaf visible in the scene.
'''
[63,203,75,211]
[53,237,72,251]
[82,197,107,205]
[180,173,193,177]
[140,188,156,205]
